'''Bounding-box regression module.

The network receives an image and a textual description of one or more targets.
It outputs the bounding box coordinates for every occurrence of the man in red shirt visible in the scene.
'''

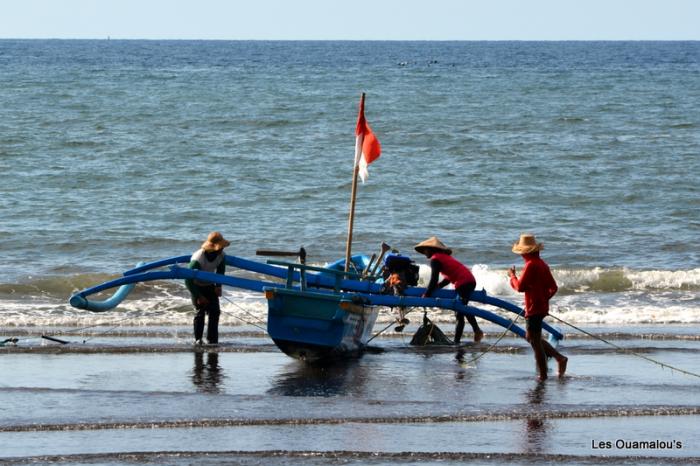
[508,233,567,380]
[415,236,484,344]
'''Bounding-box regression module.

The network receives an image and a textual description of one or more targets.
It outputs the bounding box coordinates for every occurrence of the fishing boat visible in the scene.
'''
[68,251,563,359]
[68,94,564,360]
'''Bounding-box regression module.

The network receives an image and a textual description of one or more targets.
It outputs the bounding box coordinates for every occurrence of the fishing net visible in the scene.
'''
[410,312,453,346]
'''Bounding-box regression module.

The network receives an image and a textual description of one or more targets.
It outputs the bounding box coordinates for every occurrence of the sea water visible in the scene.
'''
[0,40,698,328]
[1,41,699,463]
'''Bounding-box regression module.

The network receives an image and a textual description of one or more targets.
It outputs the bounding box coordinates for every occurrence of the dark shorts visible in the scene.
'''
[526,315,544,333]
[455,282,476,305]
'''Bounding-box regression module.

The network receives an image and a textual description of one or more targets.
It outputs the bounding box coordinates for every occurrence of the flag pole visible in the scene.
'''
[344,93,365,273]
[344,163,361,273]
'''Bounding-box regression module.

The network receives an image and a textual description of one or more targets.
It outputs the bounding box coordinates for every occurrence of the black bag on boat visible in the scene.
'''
[381,254,419,290]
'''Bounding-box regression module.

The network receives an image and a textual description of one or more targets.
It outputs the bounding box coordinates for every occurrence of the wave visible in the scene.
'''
[550,301,700,325]
[1,266,699,327]
[5,266,698,300]
[668,122,697,129]
[426,197,466,207]
[0,273,118,299]
[469,265,700,294]
[555,116,589,123]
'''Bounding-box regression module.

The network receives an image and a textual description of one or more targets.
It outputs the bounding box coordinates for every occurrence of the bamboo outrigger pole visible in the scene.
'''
[344,93,366,273]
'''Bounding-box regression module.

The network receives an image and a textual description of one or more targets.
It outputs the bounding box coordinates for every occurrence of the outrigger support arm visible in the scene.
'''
[362,293,527,338]
[68,254,563,341]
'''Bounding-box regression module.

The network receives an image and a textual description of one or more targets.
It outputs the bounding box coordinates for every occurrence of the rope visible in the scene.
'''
[372,305,522,364]
[176,282,267,334]
[456,313,522,367]
[367,307,416,344]
[43,314,136,343]
[221,295,268,334]
[367,321,395,344]
[80,320,130,344]
[371,304,521,361]
[549,313,700,379]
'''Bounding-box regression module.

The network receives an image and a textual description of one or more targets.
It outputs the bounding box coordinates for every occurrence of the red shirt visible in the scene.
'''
[430,252,476,289]
[509,253,558,318]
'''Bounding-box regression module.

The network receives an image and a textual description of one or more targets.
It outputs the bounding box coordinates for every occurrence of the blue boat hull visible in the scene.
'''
[266,288,379,362]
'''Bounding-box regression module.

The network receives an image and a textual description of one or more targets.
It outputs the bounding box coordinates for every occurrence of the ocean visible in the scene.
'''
[1,40,699,464]
[1,40,699,327]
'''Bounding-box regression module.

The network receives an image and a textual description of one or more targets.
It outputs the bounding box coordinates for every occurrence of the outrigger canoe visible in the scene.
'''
[69,253,563,361]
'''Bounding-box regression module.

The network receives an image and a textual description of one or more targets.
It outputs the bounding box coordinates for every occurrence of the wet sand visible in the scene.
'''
[1,324,699,464]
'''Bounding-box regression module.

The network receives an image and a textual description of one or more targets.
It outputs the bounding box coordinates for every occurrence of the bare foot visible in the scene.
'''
[473,330,484,343]
[536,374,548,382]
[558,357,568,378]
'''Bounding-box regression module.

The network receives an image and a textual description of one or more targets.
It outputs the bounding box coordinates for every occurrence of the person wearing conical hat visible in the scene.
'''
[415,236,484,344]
[508,233,567,380]
[185,231,231,345]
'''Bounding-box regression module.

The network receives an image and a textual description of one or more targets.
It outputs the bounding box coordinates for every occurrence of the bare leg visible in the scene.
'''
[542,340,568,377]
[467,315,484,342]
[457,284,483,343]
[531,339,549,381]
[527,328,548,380]
[454,314,465,345]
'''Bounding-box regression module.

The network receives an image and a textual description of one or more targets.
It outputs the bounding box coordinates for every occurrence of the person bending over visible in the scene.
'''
[415,236,484,344]
[185,231,230,345]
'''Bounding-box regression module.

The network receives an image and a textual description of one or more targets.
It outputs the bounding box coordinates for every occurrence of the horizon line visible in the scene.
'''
[1,37,699,42]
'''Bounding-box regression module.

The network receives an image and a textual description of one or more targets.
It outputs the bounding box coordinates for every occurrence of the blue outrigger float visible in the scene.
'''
[69,252,564,361]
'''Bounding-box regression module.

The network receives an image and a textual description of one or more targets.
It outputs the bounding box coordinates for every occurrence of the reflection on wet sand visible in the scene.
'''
[268,360,368,397]
[454,347,482,381]
[192,351,224,394]
[522,381,549,454]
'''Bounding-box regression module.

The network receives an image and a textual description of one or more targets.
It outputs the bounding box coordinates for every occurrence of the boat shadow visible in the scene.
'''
[267,359,368,397]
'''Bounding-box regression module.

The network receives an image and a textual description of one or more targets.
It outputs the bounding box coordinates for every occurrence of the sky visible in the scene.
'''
[1,0,698,41]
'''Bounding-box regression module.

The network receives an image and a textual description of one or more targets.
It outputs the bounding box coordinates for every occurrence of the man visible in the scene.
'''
[415,236,484,344]
[508,233,568,380]
[185,231,230,345]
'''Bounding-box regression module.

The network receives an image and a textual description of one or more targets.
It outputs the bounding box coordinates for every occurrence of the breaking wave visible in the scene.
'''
[470,265,700,295]
[1,266,699,327]
[2,266,697,300]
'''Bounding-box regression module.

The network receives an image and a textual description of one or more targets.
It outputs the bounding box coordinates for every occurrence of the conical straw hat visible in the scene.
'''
[414,236,452,255]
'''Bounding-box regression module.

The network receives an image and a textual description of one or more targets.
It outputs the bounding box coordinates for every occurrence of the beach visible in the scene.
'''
[1,321,699,464]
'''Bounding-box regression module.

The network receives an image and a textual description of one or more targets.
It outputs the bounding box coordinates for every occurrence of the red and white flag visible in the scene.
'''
[354,94,381,183]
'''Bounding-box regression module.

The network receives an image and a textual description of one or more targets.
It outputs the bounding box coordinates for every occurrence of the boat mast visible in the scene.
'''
[344,93,365,273]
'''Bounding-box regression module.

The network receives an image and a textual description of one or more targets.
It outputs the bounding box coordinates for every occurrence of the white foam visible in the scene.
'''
[626,268,700,290]
[553,302,700,325]
[471,264,519,297]
[2,266,700,327]
[419,263,519,297]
